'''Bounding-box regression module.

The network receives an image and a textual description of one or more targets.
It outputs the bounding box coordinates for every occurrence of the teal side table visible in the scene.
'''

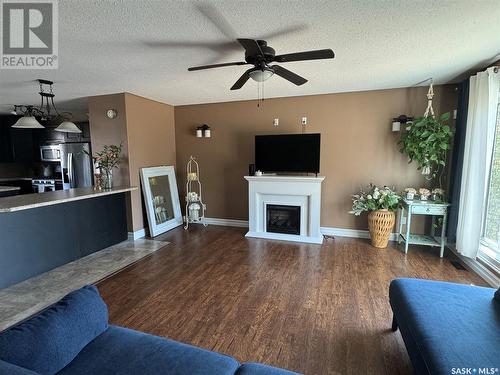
[397,199,450,257]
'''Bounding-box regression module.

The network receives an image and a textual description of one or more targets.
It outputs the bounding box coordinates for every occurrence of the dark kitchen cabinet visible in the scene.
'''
[10,128,35,162]
[0,116,92,163]
[0,117,14,162]
[36,124,65,145]
[64,122,91,143]
[0,115,37,163]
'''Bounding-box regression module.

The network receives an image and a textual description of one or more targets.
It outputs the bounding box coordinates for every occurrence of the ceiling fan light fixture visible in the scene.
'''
[12,116,45,129]
[249,68,274,82]
[54,121,82,133]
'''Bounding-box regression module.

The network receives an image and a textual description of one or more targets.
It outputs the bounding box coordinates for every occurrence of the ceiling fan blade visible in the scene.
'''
[274,49,334,63]
[271,65,307,86]
[195,3,237,40]
[230,68,253,90]
[258,24,308,40]
[188,61,248,71]
[237,38,264,57]
[144,40,239,52]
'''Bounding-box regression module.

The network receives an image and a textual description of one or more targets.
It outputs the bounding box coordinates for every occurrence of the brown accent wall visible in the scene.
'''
[88,93,132,227]
[89,93,176,232]
[124,93,176,232]
[174,86,457,230]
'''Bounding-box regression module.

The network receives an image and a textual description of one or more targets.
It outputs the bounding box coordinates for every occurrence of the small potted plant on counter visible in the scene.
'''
[418,188,431,201]
[350,184,401,248]
[404,187,416,200]
[86,143,123,190]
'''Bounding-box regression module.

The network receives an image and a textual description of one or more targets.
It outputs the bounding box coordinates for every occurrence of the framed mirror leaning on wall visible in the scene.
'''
[140,166,182,237]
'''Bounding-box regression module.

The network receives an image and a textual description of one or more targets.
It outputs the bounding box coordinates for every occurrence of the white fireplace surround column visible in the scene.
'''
[244,175,325,244]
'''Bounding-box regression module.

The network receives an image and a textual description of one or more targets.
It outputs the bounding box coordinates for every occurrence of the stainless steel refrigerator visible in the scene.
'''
[59,143,93,190]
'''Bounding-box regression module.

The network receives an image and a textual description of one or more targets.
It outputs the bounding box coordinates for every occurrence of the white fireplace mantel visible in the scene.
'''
[244,175,325,244]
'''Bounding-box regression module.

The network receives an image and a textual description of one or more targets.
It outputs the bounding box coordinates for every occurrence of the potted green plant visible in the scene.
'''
[398,113,453,185]
[350,184,402,248]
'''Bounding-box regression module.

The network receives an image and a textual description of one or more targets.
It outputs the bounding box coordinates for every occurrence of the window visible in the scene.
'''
[479,99,500,274]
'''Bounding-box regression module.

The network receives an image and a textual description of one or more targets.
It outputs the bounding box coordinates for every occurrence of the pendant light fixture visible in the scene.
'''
[11,80,81,133]
[11,106,45,129]
[54,121,81,133]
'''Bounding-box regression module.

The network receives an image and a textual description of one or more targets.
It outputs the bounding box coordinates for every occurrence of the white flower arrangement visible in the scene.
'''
[404,187,417,194]
[350,184,401,216]
[418,188,431,197]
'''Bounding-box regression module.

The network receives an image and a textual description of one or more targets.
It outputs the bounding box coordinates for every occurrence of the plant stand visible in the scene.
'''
[397,199,450,257]
[184,156,207,229]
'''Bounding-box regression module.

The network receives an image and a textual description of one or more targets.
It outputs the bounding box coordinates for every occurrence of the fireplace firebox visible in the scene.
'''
[266,205,301,235]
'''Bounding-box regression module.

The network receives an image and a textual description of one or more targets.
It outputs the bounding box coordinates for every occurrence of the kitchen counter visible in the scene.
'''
[0,186,20,192]
[0,186,137,213]
[0,177,32,182]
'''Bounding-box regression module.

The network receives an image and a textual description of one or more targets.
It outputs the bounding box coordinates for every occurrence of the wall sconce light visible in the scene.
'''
[196,124,211,138]
[392,115,413,132]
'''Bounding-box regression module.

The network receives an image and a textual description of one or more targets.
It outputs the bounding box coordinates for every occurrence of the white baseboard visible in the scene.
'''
[320,227,398,241]
[245,231,324,244]
[128,228,148,240]
[200,218,398,241]
[202,217,249,228]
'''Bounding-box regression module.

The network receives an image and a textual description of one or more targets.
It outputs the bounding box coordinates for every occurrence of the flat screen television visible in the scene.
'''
[255,133,321,174]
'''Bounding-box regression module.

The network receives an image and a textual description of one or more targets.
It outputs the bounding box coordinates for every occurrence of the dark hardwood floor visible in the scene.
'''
[97,226,486,375]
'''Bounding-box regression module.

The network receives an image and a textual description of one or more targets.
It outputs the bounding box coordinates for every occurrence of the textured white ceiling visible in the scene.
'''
[0,0,499,114]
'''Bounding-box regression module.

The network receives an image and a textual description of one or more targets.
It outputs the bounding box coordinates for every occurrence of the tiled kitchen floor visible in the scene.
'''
[0,238,168,331]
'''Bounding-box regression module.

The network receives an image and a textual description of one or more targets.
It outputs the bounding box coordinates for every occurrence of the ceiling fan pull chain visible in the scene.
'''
[262,81,265,105]
[257,82,260,107]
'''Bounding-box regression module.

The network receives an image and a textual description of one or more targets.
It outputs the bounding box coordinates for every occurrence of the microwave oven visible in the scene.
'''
[40,145,61,162]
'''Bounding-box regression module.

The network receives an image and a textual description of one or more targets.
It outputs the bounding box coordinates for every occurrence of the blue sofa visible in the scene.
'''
[0,285,300,375]
[389,278,500,375]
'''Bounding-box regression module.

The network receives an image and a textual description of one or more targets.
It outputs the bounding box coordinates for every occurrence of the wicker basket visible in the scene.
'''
[368,209,395,248]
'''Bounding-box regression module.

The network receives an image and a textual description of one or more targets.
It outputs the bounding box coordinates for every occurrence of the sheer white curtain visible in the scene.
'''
[457,67,499,258]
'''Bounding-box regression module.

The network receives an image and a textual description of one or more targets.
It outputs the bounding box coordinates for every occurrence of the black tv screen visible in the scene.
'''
[255,133,321,174]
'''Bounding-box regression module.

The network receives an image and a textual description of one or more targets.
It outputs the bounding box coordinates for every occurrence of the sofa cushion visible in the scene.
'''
[236,363,301,375]
[57,325,240,375]
[0,360,40,375]
[0,285,108,375]
[390,278,500,374]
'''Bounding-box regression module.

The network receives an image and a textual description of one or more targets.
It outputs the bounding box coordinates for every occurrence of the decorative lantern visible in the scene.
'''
[184,156,207,229]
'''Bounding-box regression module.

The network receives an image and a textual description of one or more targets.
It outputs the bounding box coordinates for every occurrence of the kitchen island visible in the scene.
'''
[0,187,137,289]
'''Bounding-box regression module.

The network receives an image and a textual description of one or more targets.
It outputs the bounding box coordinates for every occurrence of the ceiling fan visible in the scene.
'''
[188,39,335,90]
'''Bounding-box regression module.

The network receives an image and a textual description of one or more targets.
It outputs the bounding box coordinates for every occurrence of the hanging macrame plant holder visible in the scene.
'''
[421,80,434,176]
